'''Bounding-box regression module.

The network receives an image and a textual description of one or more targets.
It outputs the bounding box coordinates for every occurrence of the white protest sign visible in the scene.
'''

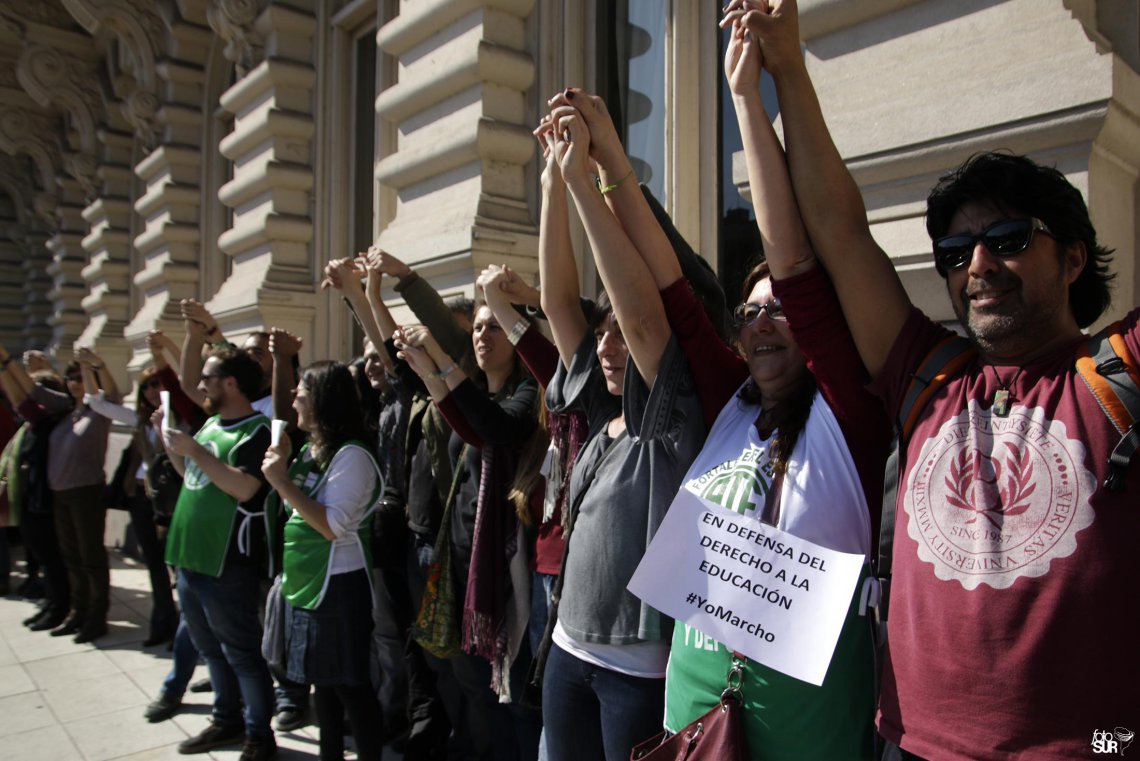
[628,489,864,686]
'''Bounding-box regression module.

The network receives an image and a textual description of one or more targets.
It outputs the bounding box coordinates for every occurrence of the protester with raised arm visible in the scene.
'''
[529,105,705,761]
[560,20,887,757]
[728,2,1139,758]
[396,301,544,761]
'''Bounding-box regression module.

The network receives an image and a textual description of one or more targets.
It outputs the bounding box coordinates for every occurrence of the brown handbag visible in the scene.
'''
[629,652,749,761]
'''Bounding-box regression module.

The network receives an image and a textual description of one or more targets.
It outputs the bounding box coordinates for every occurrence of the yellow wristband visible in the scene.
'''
[597,169,634,195]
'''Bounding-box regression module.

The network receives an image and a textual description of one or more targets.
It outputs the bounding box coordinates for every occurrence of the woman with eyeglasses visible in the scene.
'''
[544,16,890,758]
[261,361,387,761]
[85,366,179,647]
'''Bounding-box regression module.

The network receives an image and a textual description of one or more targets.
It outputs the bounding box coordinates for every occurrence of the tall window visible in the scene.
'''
[597,0,667,203]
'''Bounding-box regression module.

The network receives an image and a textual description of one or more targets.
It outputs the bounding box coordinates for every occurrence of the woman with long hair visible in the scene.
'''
[545,15,890,755]
[261,361,386,760]
[396,298,545,761]
[530,96,708,761]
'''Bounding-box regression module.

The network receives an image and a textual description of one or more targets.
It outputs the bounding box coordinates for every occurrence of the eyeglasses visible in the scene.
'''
[932,218,1052,272]
[733,300,786,326]
[141,379,161,390]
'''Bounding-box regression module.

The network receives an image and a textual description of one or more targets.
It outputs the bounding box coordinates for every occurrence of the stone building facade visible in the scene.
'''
[0,0,1136,396]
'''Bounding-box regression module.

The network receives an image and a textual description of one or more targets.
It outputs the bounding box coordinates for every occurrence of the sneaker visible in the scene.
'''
[272,706,307,732]
[177,721,244,754]
[143,693,181,723]
[238,735,277,761]
[188,677,213,693]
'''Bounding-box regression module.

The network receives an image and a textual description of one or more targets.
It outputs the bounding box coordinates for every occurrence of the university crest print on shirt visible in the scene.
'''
[904,400,1096,590]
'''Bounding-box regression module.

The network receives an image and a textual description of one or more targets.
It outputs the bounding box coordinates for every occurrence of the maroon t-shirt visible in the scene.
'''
[871,307,1140,760]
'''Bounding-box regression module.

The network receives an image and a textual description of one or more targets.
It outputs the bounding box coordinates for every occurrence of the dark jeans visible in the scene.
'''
[161,615,200,700]
[20,510,68,614]
[314,683,385,761]
[128,491,176,637]
[178,565,274,740]
[52,485,108,624]
[542,644,665,761]
[450,644,541,761]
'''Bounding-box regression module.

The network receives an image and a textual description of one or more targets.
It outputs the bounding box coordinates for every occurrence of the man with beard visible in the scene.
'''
[722,1,1138,759]
[158,347,276,760]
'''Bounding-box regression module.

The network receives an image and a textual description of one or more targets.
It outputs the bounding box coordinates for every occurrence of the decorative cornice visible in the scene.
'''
[207,0,265,78]
[0,105,63,190]
[16,43,100,155]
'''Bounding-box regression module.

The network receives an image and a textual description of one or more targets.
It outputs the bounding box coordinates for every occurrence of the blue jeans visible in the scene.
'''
[542,643,665,761]
[161,615,200,699]
[178,566,274,739]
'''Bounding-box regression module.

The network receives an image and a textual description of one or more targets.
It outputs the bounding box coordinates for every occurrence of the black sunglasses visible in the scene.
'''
[732,300,786,326]
[932,218,1052,272]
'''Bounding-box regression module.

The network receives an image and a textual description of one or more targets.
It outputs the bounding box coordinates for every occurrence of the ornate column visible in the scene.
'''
[373,0,538,303]
[207,0,317,342]
[125,5,214,369]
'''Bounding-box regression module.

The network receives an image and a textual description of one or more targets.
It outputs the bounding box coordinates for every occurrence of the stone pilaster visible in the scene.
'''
[21,230,55,349]
[77,126,135,389]
[45,177,91,355]
[373,0,538,305]
[208,1,316,343]
[124,10,214,369]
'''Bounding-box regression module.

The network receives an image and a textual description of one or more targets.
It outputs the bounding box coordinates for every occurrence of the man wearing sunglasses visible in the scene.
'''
[725,1,1137,760]
[157,348,277,760]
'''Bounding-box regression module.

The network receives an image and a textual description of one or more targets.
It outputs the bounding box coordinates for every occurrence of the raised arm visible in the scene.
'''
[552,106,672,388]
[731,0,909,376]
[269,328,301,427]
[725,19,814,279]
[76,347,120,402]
[322,256,389,358]
[478,265,558,384]
[534,125,590,367]
[382,252,471,363]
[178,308,209,406]
[545,92,682,292]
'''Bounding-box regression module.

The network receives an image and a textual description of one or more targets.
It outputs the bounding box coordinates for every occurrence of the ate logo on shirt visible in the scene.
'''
[182,441,220,491]
[904,401,1096,590]
[687,445,775,516]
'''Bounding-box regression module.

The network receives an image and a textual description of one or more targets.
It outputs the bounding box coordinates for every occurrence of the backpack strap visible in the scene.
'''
[1076,322,1140,491]
[865,335,975,631]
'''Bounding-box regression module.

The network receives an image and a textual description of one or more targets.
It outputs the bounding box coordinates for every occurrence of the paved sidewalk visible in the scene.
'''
[0,551,366,760]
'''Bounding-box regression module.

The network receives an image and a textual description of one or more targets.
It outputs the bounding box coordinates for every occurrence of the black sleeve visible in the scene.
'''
[233,426,271,510]
[447,378,538,447]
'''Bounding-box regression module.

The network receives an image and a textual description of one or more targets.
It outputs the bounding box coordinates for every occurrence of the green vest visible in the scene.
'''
[165,414,270,577]
[279,441,383,609]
